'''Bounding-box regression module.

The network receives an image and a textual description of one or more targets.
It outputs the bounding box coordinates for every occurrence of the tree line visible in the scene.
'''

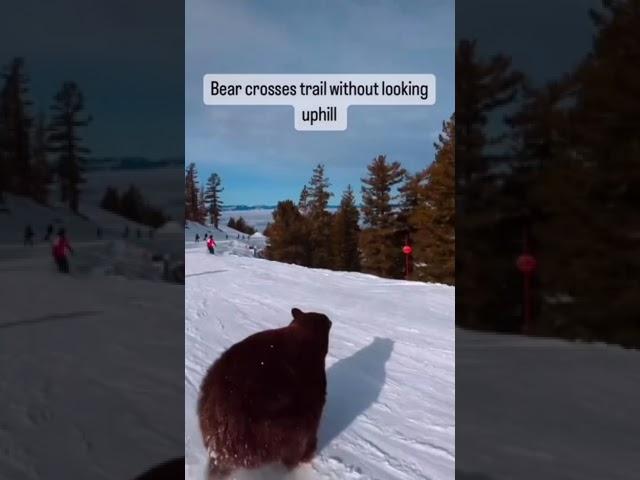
[227,217,256,235]
[100,185,169,228]
[0,57,91,212]
[184,163,224,228]
[456,0,640,346]
[264,115,455,284]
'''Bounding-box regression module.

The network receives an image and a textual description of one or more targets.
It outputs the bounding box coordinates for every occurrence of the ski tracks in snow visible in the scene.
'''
[185,248,455,480]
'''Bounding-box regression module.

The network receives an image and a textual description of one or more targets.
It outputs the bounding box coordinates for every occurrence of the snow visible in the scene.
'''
[0,182,184,478]
[185,237,456,480]
[186,220,267,253]
[455,329,640,480]
[0,256,184,479]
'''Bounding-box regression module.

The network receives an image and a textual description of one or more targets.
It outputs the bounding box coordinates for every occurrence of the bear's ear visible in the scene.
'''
[291,308,303,319]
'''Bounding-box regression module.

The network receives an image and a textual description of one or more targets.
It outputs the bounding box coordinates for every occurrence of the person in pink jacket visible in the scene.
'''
[52,228,73,273]
[206,235,216,254]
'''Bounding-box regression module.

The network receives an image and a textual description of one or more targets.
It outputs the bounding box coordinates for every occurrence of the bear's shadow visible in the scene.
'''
[318,337,394,451]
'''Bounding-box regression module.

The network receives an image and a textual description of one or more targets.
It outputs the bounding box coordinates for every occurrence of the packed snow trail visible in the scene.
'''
[185,244,455,480]
[456,330,640,480]
[0,256,184,480]
[0,191,184,479]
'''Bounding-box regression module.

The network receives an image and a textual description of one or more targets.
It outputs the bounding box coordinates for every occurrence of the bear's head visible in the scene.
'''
[290,307,332,356]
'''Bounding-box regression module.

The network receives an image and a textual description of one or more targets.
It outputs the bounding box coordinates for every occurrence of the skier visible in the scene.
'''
[195,233,200,242]
[52,228,73,273]
[44,223,54,241]
[204,233,208,240]
[24,225,35,246]
[206,235,216,254]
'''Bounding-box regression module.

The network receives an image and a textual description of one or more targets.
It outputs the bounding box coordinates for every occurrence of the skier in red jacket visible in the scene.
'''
[52,228,73,273]
[206,235,216,254]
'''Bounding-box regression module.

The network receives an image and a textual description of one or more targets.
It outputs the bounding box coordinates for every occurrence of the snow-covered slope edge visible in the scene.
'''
[185,250,455,480]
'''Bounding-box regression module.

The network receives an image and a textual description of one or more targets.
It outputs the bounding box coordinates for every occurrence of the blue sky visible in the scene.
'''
[1,0,184,160]
[186,0,455,205]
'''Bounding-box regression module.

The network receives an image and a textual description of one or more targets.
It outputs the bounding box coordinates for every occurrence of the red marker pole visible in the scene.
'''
[402,244,413,280]
[517,253,537,334]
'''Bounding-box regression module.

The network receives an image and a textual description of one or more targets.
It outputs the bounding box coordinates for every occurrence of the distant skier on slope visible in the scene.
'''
[195,233,200,242]
[24,225,35,246]
[44,223,54,241]
[52,228,73,273]
[206,235,216,254]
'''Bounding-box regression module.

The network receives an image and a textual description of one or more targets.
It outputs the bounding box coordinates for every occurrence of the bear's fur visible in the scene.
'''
[198,308,332,477]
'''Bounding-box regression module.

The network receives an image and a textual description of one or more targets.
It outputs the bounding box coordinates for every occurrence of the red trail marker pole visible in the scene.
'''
[516,229,537,334]
[402,244,413,280]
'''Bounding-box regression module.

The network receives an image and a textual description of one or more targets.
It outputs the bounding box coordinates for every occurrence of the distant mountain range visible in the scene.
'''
[86,157,184,171]
[223,205,343,211]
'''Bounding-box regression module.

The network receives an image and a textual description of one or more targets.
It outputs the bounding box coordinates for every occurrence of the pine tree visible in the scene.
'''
[305,164,333,268]
[120,185,144,223]
[184,163,199,222]
[232,216,256,235]
[456,39,522,193]
[298,185,310,215]
[48,82,91,213]
[526,0,640,344]
[1,58,33,196]
[411,115,455,284]
[100,186,120,213]
[398,170,427,233]
[360,155,406,278]
[31,112,51,204]
[227,217,236,229]
[455,40,525,331]
[198,186,207,224]
[204,173,224,228]
[264,200,311,265]
[332,185,361,271]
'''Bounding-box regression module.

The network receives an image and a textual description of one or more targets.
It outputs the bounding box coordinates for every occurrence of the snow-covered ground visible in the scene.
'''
[185,232,456,480]
[455,330,640,480]
[0,255,184,479]
[0,186,184,479]
[186,220,267,254]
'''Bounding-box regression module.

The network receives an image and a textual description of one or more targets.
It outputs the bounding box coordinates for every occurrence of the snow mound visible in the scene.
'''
[185,251,455,480]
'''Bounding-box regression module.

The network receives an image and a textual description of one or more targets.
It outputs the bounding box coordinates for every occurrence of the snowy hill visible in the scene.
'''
[185,247,455,480]
[0,194,183,279]
[0,197,185,479]
[185,220,267,256]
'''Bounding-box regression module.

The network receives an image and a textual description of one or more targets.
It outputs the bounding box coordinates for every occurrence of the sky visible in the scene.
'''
[1,1,184,160]
[457,0,599,86]
[186,0,455,205]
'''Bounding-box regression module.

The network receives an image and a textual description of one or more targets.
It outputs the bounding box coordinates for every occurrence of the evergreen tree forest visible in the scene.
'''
[456,0,640,347]
[264,130,456,282]
[184,164,225,228]
[100,185,169,228]
[0,58,91,211]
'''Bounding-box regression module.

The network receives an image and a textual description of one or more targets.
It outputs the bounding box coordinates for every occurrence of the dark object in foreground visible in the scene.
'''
[130,457,184,480]
[198,308,332,477]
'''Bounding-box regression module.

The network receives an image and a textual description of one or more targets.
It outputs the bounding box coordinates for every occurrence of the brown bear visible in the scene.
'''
[198,307,332,478]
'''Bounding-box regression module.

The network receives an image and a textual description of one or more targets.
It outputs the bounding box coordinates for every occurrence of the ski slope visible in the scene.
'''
[0,192,184,479]
[185,235,456,480]
[456,330,640,480]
